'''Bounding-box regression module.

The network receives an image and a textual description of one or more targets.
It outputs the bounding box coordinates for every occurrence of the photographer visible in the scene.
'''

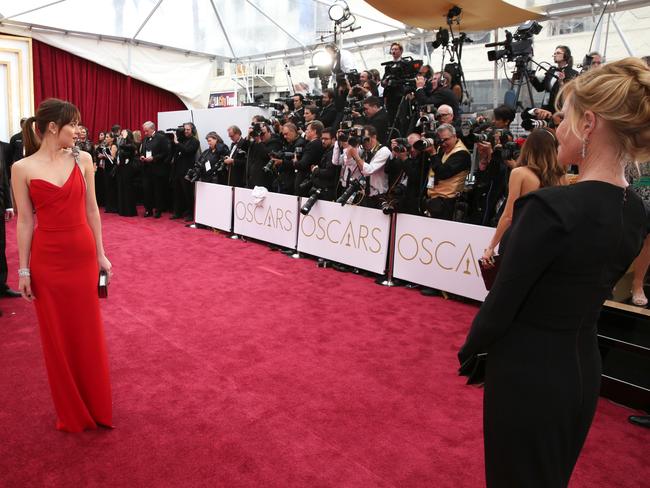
[294,121,325,197]
[188,131,229,187]
[531,45,579,112]
[223,125,249,187]
[346,125,391,208]
[309,128,340,201]
[171,123,200,221]
[385,133,429,215]
[414,71,460,123]
[270,123,305,195]
[140,121,169,218]
[353,97,389,146]
[318,89,338,130]
[471,105,516,225]
[291,94,306,129]
[247,123,281,190]
[381,42,405,125]
[423,124,471,220]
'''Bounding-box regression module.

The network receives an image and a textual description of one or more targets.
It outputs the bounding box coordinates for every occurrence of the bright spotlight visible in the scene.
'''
[328,1,350,23]
[312,49,333,68]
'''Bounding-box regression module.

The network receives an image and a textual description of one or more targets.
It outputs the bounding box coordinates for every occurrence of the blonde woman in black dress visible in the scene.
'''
[460,58,650,487]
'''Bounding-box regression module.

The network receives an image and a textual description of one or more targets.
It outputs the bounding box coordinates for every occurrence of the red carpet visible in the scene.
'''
[1,210,648,487]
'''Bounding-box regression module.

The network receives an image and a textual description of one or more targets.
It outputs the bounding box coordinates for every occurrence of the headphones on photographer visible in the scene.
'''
[556,45,574,68]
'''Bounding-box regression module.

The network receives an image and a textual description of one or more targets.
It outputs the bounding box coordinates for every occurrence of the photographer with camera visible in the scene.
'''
[532,45,579,112]
[269,123,305,195]
[170,123,200,221]
[385,132,429,215]
[352,96,389,146]
[223,125,249,188]
[310,128,340,201]
[290,94,306,129]
[423,124,471,220]
[294,121,325,197]
[415,71,460,124]
[346,125,391,209]
[247,122,282,190]
[470,105,517,225]
[381,42,405,125]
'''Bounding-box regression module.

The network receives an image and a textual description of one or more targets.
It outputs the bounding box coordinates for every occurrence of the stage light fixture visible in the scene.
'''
[312,49,333,68]
[328,1,350,24]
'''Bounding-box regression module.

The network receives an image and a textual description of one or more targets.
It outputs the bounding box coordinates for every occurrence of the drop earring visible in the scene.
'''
[581,138,588,159]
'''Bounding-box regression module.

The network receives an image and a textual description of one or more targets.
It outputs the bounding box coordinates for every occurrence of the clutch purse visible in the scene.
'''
[458,353,487,386]
[478,255,502,291]
[98,270,109,298]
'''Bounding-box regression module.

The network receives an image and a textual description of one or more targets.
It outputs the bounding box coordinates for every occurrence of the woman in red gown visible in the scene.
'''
[11,98,113,432]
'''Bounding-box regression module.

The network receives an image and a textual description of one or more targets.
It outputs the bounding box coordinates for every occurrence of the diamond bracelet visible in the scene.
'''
[18,268,30,277]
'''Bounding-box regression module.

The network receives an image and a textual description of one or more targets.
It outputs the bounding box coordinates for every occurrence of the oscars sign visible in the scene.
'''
[297,199,391,274]
[233,188,299,249]
[393,214,494,301]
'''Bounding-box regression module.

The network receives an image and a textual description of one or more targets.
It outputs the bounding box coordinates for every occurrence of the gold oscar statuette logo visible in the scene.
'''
[300,215,382,254]
[397,233,479,276]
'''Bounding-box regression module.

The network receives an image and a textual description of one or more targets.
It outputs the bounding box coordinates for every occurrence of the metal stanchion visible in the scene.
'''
[378,212,398,287]
[228,186,242,239]
[286,196,301,259]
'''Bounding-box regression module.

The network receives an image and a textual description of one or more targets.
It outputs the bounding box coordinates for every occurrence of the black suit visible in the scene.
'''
[318,103,338,131]
[311,146,339,201]
[9,131,23,167]
[0,141,12,291]
[247,136,282,190]
[356,109,390,146]
[531,66,579,112]
[414,86,460,124]
[172,136,200,218]
[141,132,170,213]
[294,139,324,197]
[227,137,249,188]
[276,137,305,195]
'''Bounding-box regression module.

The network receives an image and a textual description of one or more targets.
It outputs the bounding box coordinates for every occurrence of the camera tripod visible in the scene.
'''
[504,55,537,111]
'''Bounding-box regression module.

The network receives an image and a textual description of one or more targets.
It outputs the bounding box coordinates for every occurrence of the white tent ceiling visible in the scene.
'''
[0,0,645,108]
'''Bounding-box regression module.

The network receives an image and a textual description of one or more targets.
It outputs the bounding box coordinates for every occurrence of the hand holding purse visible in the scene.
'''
[98,270,109,298]
[478,255,502,291]
[458,353,487,386]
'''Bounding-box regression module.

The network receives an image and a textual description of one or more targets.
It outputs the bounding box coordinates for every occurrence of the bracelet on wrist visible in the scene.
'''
[18,268,31,277]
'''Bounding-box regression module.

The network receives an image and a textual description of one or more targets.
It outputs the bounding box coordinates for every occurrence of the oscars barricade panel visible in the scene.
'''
[194,182,232,232]
[233,187,299,250]
[393,214,494,301]
[298,198,390,274]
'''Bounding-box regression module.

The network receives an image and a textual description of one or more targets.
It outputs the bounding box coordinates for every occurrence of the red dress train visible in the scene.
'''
[29,162,112,432]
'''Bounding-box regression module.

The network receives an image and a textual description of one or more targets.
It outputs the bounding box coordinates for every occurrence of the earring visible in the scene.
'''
[581,138,588,159]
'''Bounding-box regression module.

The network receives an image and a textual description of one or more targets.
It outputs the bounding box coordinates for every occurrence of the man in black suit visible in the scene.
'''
[224,125,249,188]
[0,140,20,299]
[354,97,389,145]
[293,121,325,197]
[8,118,26,168]
[531,45,579,112]
[414,71,460,124]
[317,89,338,131]
[140,121,170,218]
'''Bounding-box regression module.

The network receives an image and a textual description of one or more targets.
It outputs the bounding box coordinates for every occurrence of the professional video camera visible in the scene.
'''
[393,138,411,153]
[381,56,423,93]
[485,20,542,62]
[336,177,365,206]
[250,122,265,138]
[416,105,438,133]
[165,125,185,143]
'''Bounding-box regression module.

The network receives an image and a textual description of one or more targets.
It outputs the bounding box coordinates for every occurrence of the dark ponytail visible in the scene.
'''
[23,98,81,157]
[22,116,39,157]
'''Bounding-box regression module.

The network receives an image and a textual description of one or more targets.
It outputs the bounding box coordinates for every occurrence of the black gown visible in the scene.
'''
[459,181,646,488]
[116,142,138,216]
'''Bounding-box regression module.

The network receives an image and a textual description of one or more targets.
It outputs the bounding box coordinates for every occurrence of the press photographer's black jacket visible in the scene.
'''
[385,153,429,214]
[276,137,305,194]
[414,87,460,123]
[311,146,339,200]
[531,66,578,112]
[247,136,282,190]
[294,139,324,197]
[228,137,249,187]
[173,137,200,177]
[142,132,171,176]
[318,103,338,131]
[355,108,390,145]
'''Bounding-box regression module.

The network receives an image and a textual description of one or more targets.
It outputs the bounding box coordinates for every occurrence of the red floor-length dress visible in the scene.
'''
[29,161,112,432]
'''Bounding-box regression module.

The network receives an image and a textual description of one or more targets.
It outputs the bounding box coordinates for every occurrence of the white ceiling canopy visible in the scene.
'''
[0,0,413,60]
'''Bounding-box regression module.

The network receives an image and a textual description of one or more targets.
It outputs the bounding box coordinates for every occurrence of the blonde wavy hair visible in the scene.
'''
[558,57,650,163]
